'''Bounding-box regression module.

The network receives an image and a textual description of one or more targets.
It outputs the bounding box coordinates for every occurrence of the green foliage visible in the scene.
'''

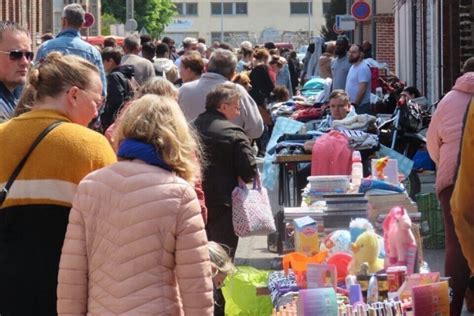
[137,0,177,38]
[101,0,125,23]
[321,0,347,41]
[101,13,119,36]
[102,0,177,38]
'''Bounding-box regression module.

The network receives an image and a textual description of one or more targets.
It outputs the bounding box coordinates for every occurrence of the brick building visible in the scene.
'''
[0,0,44,49]
[395,0,473,102]
[0,0,101,51]
[349,1,397,75]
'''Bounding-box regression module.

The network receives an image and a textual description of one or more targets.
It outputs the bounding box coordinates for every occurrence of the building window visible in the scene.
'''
[175,2,198,16]
[290,2,312,15]
[322,2,331,14]
[236,2,248,14]
[211,2,248,15]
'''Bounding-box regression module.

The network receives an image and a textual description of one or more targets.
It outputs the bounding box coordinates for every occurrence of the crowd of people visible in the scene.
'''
[0,2,474,315]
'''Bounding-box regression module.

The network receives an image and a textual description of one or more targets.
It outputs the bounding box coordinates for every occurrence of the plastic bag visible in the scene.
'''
[222,266,273,315]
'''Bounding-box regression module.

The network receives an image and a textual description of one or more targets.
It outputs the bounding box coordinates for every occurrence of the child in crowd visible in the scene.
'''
[209,241,234,316]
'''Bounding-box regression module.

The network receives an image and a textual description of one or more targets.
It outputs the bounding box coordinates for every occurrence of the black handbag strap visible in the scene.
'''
[0,121,64,206]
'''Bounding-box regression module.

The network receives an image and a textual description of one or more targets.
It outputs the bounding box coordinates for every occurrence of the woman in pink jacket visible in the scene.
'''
[57,95,214,315]
[427,62,474,315]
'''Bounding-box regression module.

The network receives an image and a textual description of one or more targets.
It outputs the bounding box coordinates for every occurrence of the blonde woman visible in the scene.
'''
[0,52,116,314]
[208,241,234,315]
[57,95,214,315]
[106,77,209,224]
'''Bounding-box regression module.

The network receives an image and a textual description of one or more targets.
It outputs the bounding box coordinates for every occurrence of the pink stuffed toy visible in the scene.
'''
[383,206,417,269]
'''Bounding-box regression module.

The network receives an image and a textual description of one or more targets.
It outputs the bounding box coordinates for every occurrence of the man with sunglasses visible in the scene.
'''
[35,4,106,97]
[0,21,32,122]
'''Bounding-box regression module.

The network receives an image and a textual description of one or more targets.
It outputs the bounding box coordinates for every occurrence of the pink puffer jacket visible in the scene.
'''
[57,160,214,315]
[427,72,474,196]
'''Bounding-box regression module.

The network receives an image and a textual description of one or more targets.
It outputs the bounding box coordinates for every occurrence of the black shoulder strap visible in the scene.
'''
[0,121,64,207]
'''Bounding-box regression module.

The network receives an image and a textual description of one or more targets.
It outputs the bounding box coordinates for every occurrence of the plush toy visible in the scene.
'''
[383,206,417,267]
[320,230,352,257]
[349,231,384,275]
[349,218,374,242]
[349,218,386,259]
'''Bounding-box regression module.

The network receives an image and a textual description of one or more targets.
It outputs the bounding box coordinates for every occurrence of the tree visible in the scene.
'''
[102,0,177,38]
[136,0,176,38]
[320,0,347,41]
[102,0,126,23]
[101,13,119,36]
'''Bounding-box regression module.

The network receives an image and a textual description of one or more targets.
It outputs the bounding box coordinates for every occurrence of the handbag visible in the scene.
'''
[0,121,64,207]
[232,172,276,237]
[399,100,424,133]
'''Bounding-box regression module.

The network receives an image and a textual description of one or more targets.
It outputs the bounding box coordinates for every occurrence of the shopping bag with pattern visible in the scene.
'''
[232,173,276,237]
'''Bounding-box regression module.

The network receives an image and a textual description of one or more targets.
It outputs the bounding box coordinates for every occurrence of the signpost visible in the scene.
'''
[83,13,95,28]
[351,1,372,22]
[336,15,356,31]
[333,24,344,35]
[125,19,138,32]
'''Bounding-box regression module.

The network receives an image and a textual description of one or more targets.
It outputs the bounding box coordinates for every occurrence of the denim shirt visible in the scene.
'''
[35,28,107,96]
[276,63,293,98]
[0,82,22,122]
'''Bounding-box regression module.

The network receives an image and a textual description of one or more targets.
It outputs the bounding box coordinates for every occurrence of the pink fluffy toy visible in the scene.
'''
[382,206,417,272]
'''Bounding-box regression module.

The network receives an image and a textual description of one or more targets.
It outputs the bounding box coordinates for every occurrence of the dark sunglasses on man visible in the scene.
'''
[0,50,34,61]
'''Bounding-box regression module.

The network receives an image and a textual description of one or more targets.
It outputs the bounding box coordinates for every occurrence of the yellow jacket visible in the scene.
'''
[451,98,474,272]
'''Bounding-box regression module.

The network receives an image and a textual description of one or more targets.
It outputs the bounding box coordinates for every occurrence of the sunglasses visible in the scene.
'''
[0,50,34,61]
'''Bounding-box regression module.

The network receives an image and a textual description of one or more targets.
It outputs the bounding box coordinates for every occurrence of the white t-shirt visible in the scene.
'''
[345,61,371,105]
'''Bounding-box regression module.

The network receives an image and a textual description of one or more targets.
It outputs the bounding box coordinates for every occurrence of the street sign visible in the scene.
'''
[125,19,138,32]
[336,15,356,31]
[333,24,344,35]
[351,1,372,21]
[83,12,95,28]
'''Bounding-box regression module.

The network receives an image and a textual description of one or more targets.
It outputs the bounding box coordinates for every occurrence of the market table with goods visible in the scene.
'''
[222,82,445,315]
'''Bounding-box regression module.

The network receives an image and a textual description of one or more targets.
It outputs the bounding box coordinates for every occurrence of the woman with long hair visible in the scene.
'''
[57,95,214,314]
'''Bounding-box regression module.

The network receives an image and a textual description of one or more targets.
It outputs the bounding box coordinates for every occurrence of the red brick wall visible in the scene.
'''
[1,0,44,50]
[375,13,396,75]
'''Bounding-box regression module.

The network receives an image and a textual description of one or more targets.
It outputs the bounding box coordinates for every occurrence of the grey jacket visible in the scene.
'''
[121,54,155,85]
[178,72,264,139]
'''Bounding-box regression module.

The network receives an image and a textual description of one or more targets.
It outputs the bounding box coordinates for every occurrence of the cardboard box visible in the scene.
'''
[294,216,319,256]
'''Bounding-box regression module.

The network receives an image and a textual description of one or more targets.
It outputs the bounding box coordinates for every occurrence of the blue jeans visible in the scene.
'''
[355,102,374,115]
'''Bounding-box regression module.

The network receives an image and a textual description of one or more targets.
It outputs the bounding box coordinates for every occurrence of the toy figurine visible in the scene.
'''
[383,206,417,268]
[349,231,384,275]
[375,156,389,180]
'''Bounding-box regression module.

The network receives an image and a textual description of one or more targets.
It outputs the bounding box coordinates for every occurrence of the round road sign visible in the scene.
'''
[83,12,95,28]
[125,19,138,32]
[333,24,344,35]
[351,1,372,21]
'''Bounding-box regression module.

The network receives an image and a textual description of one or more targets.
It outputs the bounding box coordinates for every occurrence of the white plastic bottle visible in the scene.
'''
[351,150,363,187]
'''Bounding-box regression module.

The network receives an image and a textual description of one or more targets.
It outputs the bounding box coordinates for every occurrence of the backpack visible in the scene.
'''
[94,73,139,133]
[126,76,139,101]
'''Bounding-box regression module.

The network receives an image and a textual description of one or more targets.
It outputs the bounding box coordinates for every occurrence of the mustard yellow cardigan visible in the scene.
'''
[451,98,474,272]
[0,109,117,208]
